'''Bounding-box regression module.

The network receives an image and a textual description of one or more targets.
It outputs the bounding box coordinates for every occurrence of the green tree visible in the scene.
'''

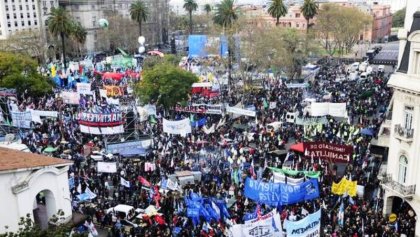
[300,0,318,33]
[392,7,405,28]
[135,63,198,109]
[268,0,287,26]
[130,1,149,36]
[183,0,198,34]
[47,7,73,71]
[70,21,87,57]
[204,4,212,15]
[213,0,239,88]
[0,52,52,96]
[142,54,181,69]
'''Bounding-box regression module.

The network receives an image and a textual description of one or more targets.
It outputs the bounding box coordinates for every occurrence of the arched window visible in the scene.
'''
[398,156,408,184]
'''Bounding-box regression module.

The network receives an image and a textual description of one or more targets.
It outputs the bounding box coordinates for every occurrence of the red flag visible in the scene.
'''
[138,176,151,187]
[154,215,166,225]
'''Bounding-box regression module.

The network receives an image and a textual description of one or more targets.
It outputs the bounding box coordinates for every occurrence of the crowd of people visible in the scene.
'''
[3,57,417,237]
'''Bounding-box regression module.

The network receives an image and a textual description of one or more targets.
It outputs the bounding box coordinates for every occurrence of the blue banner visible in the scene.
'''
[244,178,319,206]
[191,118,207,127]
[188,35,208,58]
[284,209,321,237]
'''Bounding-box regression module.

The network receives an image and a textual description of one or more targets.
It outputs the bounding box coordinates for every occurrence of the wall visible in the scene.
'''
[0,166,71,233]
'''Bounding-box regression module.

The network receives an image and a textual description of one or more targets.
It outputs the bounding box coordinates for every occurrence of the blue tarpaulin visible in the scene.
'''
[188,35,208,58]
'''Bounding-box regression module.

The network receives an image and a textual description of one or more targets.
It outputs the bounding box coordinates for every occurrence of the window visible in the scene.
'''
[50,1,53,7]
[26,5,29,10]
[33,12,36,17]
[32,5,35,10]
[5,6,9,11]
[28,20,31,25]
[14,21,18,27]
[27,12,30,18]
[12,5,15,11]
[13,13,16,19]
[295,13,300,18]
[91,5,95,9]
[19,5,22,10]
[20,13,23,18]
[34,20,37,25]
[21,21,24,26]
[415,52,420,75]
[404,106,414,130]
[7,22,11,27]
[398,156,408,184]
[296,23,299,28]
[92,16,96,27]
[42,0,46,6]
[6,14,10,19]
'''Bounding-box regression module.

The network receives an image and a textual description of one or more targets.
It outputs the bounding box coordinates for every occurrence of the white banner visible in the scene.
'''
[11,111,32,128]
[310,103,347,117]
[76,83,92,95]
[79,125,124,135]
[162,118,191,136]
[97,162,117,173]
[286,83,309,88]
[30,110,58,123]
[229,210,282,237]
[61,91,80,105]
[269,102,276,109]
[166,179,180,191]
[284,209,321,237]
[226,106,256,117]
[273,172,305,185]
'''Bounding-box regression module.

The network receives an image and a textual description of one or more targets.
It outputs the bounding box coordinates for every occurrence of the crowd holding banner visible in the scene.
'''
[3,56,417,236]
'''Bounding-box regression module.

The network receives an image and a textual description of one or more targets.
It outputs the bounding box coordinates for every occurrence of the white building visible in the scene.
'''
[0,0,57,40]
[379,0,420,234]
[0,147,72,233]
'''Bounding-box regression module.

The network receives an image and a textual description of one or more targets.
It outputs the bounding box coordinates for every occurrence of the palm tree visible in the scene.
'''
[71,22,87,57]
[204,4,212,15]
[301,0,319,33]
[130,1,149,36]
[213,0,238,90]
[47,7,73,70]
[268,0,287,26]
[183,0,198,34]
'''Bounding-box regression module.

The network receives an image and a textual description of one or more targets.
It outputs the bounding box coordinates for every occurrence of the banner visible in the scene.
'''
[77,112,123,127]
[106,139,152,154]
[79,124,124,135]
[269,167,321,179]
[104,85,125,97]
[11,111,32,128]
[76,83,91,94]
[229,210,282,237]
[331,177,357,197]
[304,142,353,163]
[30,110,58,123]
[295,116,328,126]
[284,209,321,237]
[310,102,347,117]
[286,83,309,88]
[60,91,80,105]
[272,172,305,184]
[97,162,117,173]
[175,104,223,115]
[226,106,256,117]
[244,178,319,206]
[163,118,192,136]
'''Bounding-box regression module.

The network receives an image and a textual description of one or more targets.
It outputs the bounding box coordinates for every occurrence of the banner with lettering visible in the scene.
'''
[284,209,321,237]
[163,118,192,136]
[79,125,124,135]
[11,111,32,128]
[228,210,282,237]
[226,106,256,117]
[60,91,80,105]
[97,162,117,173]
[77,112,123,127]
[304,142,353,163]
[175,104,223,115]
[30,110,58,123]
[331,177,357,197]
[310,102,347,117]
[104,85,125,97]
[244,178,319,206]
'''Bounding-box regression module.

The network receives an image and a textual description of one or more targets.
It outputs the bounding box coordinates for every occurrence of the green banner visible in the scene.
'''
[269,167,321,178]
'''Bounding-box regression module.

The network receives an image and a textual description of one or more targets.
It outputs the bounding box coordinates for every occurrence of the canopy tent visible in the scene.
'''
[290,143,304,153]
[102,72,123,81]
[120,147,149,158]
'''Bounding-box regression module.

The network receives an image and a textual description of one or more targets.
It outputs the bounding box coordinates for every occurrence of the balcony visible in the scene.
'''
[394,124,414,142]
[381,173,416,199]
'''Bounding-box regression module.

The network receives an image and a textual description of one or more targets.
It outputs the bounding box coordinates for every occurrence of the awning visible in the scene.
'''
[290,143,304,153]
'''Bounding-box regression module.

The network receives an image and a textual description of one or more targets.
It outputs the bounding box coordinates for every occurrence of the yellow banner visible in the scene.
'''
[331,177,357,197]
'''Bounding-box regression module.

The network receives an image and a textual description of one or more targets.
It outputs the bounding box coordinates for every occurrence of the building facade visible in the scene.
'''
[59,0,169,53]
[379,1,420,235]
[0,0,56,40]
[0,148,72,233]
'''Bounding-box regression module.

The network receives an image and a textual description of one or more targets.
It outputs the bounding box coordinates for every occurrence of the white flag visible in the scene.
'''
[85,187,97,199]
[120,177,130,188]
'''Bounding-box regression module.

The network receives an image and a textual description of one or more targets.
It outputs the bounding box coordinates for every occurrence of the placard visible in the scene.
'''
[226,106,256,117]
[162,118,192,136]
[11,111,32,128]
[284,209,321,237]
[97,162,117,173]
[76,83,91,95]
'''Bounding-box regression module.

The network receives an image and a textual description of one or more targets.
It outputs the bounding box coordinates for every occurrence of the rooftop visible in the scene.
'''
[0,147,72,172]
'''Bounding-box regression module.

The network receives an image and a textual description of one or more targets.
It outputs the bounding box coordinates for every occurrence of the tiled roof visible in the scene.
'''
[0,147,72,172]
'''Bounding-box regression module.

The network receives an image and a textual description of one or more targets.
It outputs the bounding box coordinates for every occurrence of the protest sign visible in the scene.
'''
[244,178,319,206]
[175,104,223,114]
[304,142,353,163]
[76,83,91,95]
[77,112,123,127]
[229,210,282,237]
[284,209,321,237]
[162,118,191,136]
[97,162,117,173]
[310,102,347,117]
[60,91,80,105]
[79,125,124,135]
[11,111,32,128]
[331,177,357,197]
[226,106,256,117]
